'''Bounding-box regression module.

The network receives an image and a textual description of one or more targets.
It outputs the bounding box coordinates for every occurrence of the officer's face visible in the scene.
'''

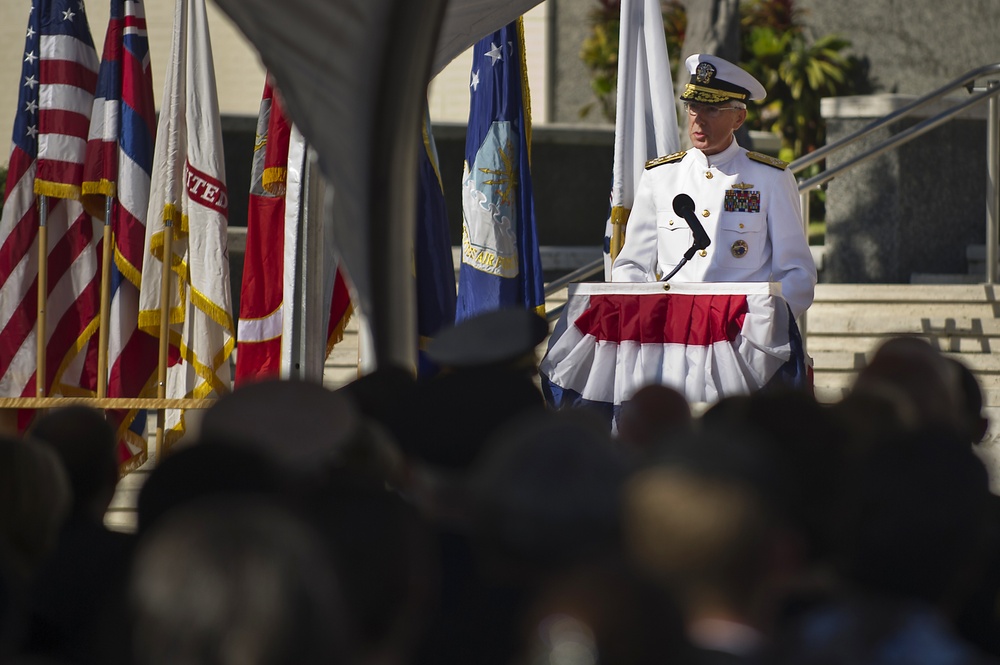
[686,102,746,156]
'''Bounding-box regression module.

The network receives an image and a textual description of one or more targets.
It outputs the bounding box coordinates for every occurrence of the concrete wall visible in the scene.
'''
[795,0,1000,95]
[548,0,1000,120]
[791,0,1000,283]
[431,122,613,248]
[821,95,991,283]
[550,0,608,125]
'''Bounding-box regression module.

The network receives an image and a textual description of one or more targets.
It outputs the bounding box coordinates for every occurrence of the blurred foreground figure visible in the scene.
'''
[129,497,350,665]
[22,407,134,665]
[624,426,804,663]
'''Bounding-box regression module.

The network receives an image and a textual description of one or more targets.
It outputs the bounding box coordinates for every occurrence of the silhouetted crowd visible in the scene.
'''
[2,326,1000,665]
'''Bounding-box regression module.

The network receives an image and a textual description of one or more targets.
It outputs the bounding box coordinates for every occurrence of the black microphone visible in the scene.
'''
[672,193,712,252]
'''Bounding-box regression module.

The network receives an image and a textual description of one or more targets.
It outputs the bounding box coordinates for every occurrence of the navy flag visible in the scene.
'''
[456,17,544,321]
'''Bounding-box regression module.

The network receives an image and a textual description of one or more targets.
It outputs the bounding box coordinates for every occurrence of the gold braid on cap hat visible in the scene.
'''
[681,84,748,104]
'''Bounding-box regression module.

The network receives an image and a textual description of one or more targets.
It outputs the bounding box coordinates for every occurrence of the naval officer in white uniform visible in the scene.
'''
[611,54,817,319]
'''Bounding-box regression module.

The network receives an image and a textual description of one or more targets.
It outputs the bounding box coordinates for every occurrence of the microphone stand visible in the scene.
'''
[661,243,704,282]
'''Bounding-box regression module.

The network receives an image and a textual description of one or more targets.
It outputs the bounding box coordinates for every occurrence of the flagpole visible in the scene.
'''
[610,209,627,262]
[154,219,173,460]
[36,195,48,398]
[97,197,113,397]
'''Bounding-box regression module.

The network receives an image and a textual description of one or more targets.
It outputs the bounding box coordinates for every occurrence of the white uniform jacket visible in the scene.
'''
[611,140,817,318]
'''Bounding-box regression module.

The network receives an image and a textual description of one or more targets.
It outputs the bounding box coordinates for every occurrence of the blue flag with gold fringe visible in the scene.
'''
[456,17,544,321]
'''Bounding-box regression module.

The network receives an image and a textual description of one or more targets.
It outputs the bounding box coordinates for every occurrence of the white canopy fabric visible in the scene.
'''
[210,0,544,372]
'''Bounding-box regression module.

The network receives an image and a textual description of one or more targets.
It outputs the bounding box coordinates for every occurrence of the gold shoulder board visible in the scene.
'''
[747,151,788,170]
[645,151,687,169]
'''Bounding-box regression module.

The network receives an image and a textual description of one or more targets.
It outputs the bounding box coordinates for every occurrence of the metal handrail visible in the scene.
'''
[544,257,604,295]
[789,62,1000,175]
[790,62,1000,283]
[794,86,998,192]
[544,257,604,322]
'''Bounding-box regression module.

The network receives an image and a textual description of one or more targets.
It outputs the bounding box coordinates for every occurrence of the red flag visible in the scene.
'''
[236,79,352,385]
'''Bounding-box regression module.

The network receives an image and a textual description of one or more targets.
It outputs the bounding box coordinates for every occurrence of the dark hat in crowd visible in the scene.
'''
[426,307,549,371]
[679,53,766,105]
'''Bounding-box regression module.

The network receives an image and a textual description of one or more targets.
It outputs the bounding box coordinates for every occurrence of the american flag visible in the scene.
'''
[81,0,158,475]
[0,0,102,406]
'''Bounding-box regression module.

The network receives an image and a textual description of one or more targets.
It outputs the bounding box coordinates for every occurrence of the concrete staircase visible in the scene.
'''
[806,284,1000,403]
[805,283,1000,483]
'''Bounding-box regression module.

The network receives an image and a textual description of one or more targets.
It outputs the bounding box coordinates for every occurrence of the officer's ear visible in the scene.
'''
[732,107,747,132]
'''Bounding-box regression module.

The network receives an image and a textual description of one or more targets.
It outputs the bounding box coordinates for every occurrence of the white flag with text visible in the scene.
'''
[138,0,234,451]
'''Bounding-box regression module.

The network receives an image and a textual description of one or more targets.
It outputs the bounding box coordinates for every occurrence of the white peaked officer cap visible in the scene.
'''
[680,53,766,104]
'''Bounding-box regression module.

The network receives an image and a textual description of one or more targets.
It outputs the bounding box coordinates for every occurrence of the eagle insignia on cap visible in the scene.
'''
[695,62,717,84]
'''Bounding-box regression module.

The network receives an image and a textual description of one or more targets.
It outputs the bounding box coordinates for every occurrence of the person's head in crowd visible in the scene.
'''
[515,560,695,665]
[0,437,71,581]
[850,336,964,437]
[393,371,546,527]
[835,426,993,620]
[468,409,628,577]
[336,364,418,450]
[129,497,349,665]
[425,307,549,377]
[623,426,805,653]
[764,591,995,665]
[616,383,692,456]
[27,406,118,522]
[947,356,990,445]
[135,440,292,535]
[829,388,913,463]
[199,378,401,485]
[19,408,134,665]
[704,389,849,566]
[295,475,437,665]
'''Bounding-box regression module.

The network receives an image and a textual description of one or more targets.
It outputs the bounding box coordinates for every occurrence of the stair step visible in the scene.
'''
[813,283,1000,302]
[806,335,998,355]
[807,311,1000,337]
[811,371,1000,404]
[811,350,1000,373]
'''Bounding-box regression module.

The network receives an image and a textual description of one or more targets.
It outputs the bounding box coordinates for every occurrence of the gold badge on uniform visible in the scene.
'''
[731,239,749,258]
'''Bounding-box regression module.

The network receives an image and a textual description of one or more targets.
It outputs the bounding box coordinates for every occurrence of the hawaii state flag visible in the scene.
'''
[138,0,234,451]
[604,0,679,278]
[81,0,158,475]
[540,282,798,424]
[235,78,353,385]
[0,0,102,409]
[456,17,544,321]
